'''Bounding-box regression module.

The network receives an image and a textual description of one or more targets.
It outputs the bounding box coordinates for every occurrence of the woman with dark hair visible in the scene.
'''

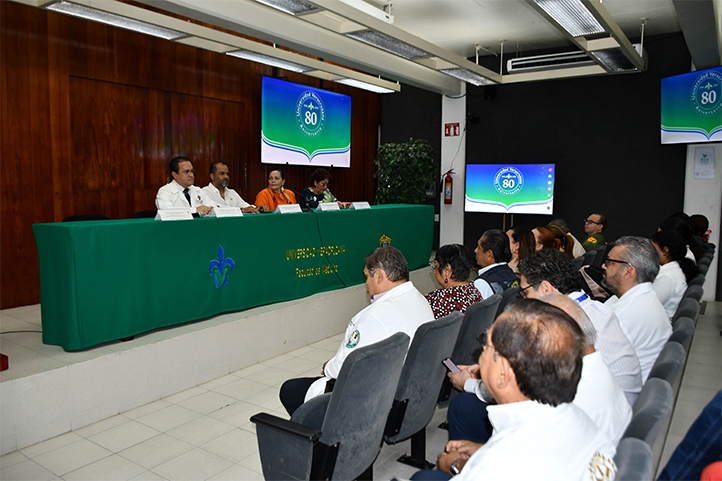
[425,244,482,318]
[506,227,535,275]
[651,230,699,319]
[546,224,575,259]
[300,168,350,209]
[659,215,704,262]
[532,226,556,251]
[254,169,297,211]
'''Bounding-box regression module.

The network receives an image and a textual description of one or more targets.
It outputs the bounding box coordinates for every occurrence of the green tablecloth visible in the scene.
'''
[32,204,433,350]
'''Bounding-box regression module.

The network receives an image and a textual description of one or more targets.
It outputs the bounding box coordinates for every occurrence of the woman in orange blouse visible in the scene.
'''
[254,169,297,211]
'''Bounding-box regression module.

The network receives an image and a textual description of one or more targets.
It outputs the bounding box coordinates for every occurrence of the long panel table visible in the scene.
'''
[33,204,434,350]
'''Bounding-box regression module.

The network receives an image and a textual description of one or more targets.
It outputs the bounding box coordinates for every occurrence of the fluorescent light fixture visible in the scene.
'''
[334,78,396,93]
[591,49,635,72]
[226,50,314,73]
[45,1,185,40]
[533,0,605,37]
[254,0,319,15]
[346,30,429,60]
[440,68,495,86]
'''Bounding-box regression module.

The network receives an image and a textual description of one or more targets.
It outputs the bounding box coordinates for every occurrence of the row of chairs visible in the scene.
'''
[614,244,715,481]
[61,211,156,222]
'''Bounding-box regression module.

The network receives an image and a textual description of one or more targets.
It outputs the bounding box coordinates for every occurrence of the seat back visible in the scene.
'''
[614,437,653,481]
[495,287,520,319]
[450,295,502,366]
[688,273,706,287]
[672,297,700,324]
[624,378,674,447]
[384,312,463,444]
[319,332,410,480]
[669,317,695,353]
[648,341,686,387]
[62,214,109,222]
[698,264,709,275]
[682,285,703,302]
[132,210,157,218]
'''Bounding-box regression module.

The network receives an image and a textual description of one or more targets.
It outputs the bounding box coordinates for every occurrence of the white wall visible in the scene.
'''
[683,142,722,301]
[439,88,467,246]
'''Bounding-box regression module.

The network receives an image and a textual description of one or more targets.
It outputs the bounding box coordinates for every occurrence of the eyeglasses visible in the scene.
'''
[604,258,632,268]
[584,219,600,225]
[518,283,535,298]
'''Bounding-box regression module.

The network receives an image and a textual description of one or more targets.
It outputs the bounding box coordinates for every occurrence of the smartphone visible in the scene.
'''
[442,357,460,373]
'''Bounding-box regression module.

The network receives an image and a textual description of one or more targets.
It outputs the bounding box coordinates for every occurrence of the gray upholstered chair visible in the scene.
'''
[495,286,520,319]
[614,437,653,481]
[670,317,695,353]
[698,264,709,276]
[438,295,501,407]
[688,273,706,287]
[251,332,410,481]
[672,297,700,324]
[697,256,711,267]
[682,285,704,302]
[384,312,463,469]
[623,378,674,448]
[581,249,597,267]
[648,341,686,387]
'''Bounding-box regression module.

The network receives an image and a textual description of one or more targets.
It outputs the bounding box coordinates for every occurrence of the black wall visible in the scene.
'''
[464,33,691,246]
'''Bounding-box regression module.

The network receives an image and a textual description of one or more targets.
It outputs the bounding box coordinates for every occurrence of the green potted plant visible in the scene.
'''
[374,138,435,204]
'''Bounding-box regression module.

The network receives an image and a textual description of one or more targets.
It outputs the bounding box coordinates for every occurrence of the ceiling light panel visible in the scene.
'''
[346,30,429,59]
[226,50,314,73]
[254,0,319,15]
[440,68,495,86]
[533,0,605,37]
[45,1,186,40]
[334,78,395,93]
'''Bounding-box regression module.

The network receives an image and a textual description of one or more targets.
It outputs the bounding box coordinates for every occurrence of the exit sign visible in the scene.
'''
[445,123,460,137]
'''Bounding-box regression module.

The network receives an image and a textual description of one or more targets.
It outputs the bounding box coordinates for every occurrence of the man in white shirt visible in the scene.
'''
[518,248,642,404]
[202,161,266,213]
[603,236,672,381]
[473,229,519,298]
[155,156,213,215]
[426,299,616,481]
[279,246,434,415]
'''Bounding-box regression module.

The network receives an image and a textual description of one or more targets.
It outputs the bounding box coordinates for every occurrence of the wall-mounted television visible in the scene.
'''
[661,66,722,144]
[465,164,555,215]
[261,77,352,167]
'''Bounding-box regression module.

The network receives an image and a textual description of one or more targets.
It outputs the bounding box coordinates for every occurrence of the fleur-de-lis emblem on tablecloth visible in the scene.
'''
[209,245,235,289]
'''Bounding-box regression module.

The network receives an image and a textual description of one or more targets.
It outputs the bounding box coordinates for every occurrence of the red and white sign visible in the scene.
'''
[444,122,460,137]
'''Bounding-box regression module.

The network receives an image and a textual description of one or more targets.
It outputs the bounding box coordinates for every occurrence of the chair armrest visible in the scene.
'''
[251,413,322,443]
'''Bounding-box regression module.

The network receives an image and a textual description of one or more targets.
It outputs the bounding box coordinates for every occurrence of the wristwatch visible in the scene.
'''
[449,458,462,476]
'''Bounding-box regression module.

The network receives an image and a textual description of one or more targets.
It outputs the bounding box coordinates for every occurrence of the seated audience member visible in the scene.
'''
[691,214,712,249]
[155,156,213,215]
[518,249,642,404]
[426,244,483,318]
[279,246,433,415]
[546,224,575,259]
[582,213,607,252]
[420,299,616,481]
[603,236,671,382]
[254,169,296,211]
[506,226,535,275]
[659,215,704,263]
[550,218,586,258]
[540,294,632,444]
[532,226,556,251]
[651,230,698,319]
[300,168,350,209]
[202,161,266,213]
[473,230,519,298]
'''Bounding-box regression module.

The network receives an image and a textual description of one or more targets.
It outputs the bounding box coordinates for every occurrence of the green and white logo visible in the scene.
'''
[346,329,360,348]
[494,167,524,196]
[296,91,326,137]
[691,70,721,116]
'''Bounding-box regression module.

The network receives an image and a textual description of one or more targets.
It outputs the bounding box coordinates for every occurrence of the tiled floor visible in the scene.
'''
[1,302,720,480]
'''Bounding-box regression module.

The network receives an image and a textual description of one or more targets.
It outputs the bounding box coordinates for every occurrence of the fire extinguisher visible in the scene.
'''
[443,169,454,205]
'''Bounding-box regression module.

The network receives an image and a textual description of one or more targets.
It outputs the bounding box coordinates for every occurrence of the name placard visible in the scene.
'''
[316,202,340,212]
[155,208,193,221]
[275,204,303,214]
[210,207,243,218]
[350,202,371,210]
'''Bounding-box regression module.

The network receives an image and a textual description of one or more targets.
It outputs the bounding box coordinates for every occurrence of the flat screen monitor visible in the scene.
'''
[261,76,352,167]
[465,164,555,215]
[661,66,722,144]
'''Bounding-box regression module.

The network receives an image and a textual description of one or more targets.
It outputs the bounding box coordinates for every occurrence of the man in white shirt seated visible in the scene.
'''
[603,236,672,382]
[279,246,434,415]
[155,156,213,216]
[202,161,267,213]
[518,248,642,404]
[473,229,519,298]
[417,299,616,481]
